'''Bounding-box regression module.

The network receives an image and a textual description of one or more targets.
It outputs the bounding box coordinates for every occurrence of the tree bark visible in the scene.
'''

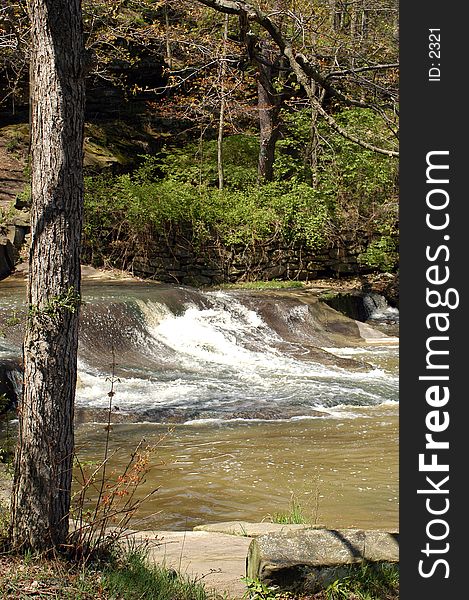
[217,14,229,190]
[10,0,85,551]
[257,75,280,182]
[256,41,281,183]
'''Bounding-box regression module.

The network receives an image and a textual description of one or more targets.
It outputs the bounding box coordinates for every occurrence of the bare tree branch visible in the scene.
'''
[326,62,399,79]
[196,0,399,157]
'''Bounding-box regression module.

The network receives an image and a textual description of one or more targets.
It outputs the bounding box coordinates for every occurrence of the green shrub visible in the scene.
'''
[157,134,259,189]
[83,111,398,274]
[83,168,333,265]
[358,236,399,272]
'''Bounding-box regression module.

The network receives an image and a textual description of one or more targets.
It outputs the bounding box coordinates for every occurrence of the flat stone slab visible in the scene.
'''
[247,528,399,592]
[193,521,323,537]
[365,530,399,562]
[127,530,251,599]
[123,527,399,598]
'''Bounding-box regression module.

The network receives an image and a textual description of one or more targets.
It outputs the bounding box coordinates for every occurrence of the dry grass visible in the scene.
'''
[0,554,107,599]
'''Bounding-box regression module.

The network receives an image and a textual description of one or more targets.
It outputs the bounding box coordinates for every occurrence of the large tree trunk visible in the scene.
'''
[10,0,85,551]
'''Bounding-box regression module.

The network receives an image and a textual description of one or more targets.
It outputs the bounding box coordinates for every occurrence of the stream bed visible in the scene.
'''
[0,271,398,531]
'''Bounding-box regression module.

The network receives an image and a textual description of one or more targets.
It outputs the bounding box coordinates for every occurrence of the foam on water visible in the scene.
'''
[73,291,398,420]
[1,280,399,422]
[363,293,400,322]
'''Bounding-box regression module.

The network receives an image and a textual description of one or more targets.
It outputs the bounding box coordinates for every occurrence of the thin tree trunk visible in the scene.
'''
[306,83,321,188]
[257,77,280,182]
[360,5,367,40]
[11,0,85,551]
[328,0,336,31]
[217,14,228,190]
[165,3,173,70]
[257,42,281,183]
[350,6,357,39]
[350,5,357,67]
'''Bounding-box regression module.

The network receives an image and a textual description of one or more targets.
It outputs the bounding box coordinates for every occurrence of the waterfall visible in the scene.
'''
[1,281,398,423]
[363,293,399,323]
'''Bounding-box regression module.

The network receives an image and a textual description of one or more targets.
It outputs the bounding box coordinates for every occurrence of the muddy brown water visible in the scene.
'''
[74,405,398,531]
[1,271,398,531]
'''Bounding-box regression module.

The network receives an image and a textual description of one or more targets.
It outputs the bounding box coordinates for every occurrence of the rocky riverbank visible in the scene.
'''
[1,122,399,292]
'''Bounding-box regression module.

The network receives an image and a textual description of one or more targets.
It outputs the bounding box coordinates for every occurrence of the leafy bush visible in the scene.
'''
[83,166,333,266]
[358,236,399,272]
[277,108,397,195]
[157,134,259,189]
[83,110,398,273]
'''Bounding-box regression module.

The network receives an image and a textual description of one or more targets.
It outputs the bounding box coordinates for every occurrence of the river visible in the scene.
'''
[0,270,398,531]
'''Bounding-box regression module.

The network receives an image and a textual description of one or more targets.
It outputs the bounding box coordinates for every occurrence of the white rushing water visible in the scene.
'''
[0,281,399,423]
[72,288,399,421]
[0,278,399,529]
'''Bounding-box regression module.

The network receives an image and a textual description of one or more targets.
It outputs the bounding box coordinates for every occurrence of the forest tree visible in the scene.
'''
[10,0,85,551]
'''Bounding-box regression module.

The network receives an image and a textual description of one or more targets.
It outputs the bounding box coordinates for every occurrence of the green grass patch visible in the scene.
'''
[268,492,320,526]
[324,562,399,600]
[0,547,220,599]
[218,280,305,291]
[102,547,215,599]
[271,498,308,525]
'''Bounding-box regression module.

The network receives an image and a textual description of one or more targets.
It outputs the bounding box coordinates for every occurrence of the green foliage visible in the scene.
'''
[277,108,397,200]
[242,577,290,600]
[268,488,320,526]
[16,184,31,207]
[157,135,259,190]
[83,155,333,267]
[0,544,217,599]
[0,204,16,234]
[325,578,350,599]
[5,136,21,153]
[29,287,82,324]
[325,108,397,175]
[83,110,398,274]
[274,109,316,183]
[102,547,211,600]
[271,498,307,525]
[325,562,399,600]
[275,108,398,273]
[358,236,399,272]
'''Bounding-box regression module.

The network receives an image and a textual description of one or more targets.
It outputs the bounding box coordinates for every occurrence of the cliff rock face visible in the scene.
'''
[0,124,398,288]
[0,127,30,280]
